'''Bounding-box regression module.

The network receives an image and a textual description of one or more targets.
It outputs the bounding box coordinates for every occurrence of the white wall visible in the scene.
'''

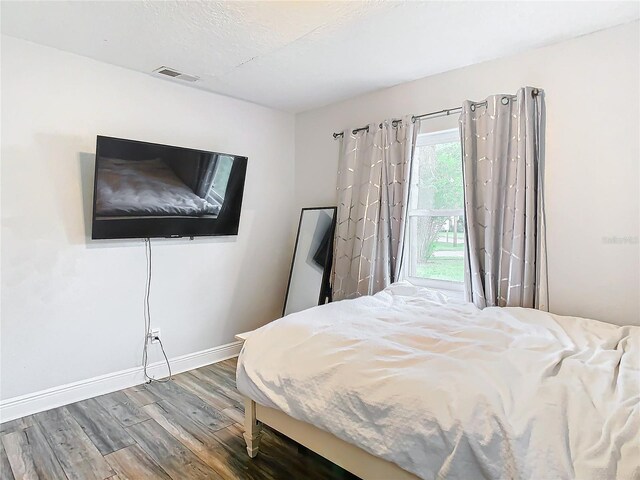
[1,36,296,400]
[295,22,640,326]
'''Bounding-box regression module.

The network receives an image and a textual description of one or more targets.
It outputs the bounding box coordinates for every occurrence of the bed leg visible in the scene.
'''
[243,398,262,458]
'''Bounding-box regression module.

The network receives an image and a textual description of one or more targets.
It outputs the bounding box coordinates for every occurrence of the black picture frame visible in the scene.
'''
[282,207,337,317]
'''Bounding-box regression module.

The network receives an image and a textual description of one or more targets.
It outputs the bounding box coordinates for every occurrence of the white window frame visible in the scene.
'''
[206,155,234,205]
[406,128,465,298]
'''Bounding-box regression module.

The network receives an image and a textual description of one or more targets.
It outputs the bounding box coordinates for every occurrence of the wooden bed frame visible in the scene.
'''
[243,397,419,480]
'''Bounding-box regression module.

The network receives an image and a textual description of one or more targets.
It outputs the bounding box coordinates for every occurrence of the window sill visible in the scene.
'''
[406,277,465,301]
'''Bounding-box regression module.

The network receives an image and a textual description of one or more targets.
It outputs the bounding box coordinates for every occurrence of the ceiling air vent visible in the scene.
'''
[153,66,199,83]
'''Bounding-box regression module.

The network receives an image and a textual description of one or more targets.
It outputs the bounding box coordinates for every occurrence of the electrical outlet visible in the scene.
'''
[149,328,161,344]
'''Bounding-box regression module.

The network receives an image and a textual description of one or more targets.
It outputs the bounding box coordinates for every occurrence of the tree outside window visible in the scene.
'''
[408,129,465,287]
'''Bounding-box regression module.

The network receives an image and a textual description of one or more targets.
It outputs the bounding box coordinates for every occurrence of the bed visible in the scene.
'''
[95,157,220,217]
[237,282,640,480]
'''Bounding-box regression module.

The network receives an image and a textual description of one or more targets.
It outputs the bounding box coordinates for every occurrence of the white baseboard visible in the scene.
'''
[0,340,243,423]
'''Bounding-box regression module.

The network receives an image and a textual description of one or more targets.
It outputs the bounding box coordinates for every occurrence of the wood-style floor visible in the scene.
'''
[0,358,358,480]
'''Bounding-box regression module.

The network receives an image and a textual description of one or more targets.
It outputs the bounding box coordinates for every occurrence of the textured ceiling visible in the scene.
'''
[1,1,638,112]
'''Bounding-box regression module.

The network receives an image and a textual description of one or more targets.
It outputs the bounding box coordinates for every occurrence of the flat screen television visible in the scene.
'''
[91,136,247,239]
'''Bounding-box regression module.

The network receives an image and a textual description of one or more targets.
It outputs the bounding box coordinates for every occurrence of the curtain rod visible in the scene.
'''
[332,88,540,139]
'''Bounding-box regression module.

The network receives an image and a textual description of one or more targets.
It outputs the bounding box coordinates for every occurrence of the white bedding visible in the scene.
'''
[237,282,640,480]
[95,158,220,217]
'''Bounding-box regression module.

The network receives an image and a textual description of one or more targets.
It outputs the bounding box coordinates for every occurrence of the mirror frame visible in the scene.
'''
[282,206,337,317]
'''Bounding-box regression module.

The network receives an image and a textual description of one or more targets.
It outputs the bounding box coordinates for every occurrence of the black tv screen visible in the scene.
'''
[91,136,247,239]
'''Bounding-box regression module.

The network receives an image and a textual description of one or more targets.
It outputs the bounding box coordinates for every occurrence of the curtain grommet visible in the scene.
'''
[470,104,476,112]
[501,96,510,105]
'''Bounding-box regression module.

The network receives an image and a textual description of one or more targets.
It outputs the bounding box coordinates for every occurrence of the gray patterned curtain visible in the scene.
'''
[460,87,548,310]
[333,117,416,301]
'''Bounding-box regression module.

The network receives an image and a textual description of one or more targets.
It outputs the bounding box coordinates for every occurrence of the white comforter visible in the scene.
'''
[236,283,640,480]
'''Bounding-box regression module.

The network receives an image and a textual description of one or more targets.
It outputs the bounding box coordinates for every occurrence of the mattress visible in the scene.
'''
[236,282,640,480]
[95,157,220,217]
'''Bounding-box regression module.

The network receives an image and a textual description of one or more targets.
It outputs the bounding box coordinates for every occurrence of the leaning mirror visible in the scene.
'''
[283,207,337,316]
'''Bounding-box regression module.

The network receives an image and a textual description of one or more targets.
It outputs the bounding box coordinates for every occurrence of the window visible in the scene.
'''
[205,155,234,206]
[407,128,465,293]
